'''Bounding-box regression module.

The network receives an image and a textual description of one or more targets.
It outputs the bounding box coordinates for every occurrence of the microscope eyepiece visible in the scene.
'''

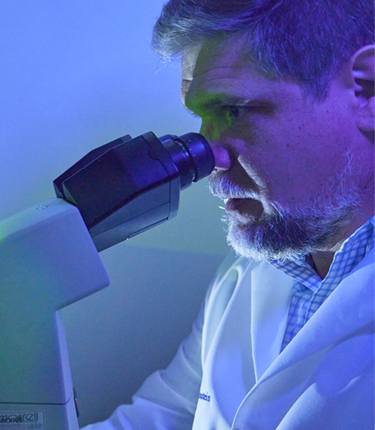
[159,133,214,189]
[53,131,214,251]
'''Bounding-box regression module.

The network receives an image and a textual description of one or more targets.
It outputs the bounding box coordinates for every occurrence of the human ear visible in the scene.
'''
[348,45,375,133]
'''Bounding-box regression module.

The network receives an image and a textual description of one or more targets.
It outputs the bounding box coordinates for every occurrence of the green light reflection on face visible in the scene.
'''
[185,91,238,141]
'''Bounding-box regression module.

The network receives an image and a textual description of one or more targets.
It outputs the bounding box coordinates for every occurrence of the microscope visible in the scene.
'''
[0,131,214,429]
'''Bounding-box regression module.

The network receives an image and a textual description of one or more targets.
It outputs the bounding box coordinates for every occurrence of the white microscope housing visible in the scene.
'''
[0,131,214,429]
[0,198,110,429]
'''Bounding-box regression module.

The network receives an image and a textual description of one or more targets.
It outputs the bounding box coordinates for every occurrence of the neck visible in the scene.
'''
[310,209,374,280]
[309,252,335,279]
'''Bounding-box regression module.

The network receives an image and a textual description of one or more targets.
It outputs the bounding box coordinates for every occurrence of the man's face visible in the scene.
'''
[182,36,369,262]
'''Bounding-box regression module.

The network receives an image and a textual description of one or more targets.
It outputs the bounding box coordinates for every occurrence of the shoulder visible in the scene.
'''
[203,252,292,324]
[203,252,260,319]
[205,251,273,302]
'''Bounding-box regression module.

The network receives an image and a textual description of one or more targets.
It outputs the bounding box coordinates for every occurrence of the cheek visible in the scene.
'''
[237,119,349,205]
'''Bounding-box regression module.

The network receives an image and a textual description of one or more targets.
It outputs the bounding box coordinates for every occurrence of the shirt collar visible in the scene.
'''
[271,215,374,291]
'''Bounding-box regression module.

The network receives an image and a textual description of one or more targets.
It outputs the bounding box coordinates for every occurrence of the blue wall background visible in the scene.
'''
[0,1,229,426]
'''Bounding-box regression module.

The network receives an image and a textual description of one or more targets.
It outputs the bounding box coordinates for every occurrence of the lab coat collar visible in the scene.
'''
[250,263,294,381]
[259,246,374,385]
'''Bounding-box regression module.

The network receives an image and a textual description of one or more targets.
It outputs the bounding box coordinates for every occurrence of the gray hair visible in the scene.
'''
[152,0,374,101]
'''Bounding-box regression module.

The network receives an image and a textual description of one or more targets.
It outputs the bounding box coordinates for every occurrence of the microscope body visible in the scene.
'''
[0,198,110,429]
[0,131,214,429]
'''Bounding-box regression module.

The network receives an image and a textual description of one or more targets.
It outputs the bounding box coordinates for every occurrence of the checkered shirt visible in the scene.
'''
[271,216,374,352]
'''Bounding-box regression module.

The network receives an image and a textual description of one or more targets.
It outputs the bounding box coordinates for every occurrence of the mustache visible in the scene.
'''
[208,171,260,200]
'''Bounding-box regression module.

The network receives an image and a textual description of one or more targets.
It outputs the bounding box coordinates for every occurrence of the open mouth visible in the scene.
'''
[225,197,264,220]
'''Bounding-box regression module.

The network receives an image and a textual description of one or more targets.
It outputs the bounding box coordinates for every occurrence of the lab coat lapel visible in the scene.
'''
[232,247,374,430]
[261,246,374,382]
[250,263,294,380]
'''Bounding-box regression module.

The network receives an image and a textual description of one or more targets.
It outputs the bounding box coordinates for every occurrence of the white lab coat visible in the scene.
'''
[83,247,374,430]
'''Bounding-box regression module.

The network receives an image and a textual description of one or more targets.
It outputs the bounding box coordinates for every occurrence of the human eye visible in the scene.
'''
[220,101,274,124]
[218,105,255,125]
[222,105,250,119]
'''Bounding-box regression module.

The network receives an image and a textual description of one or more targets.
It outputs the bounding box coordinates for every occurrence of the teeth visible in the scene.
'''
[223,198,229,203]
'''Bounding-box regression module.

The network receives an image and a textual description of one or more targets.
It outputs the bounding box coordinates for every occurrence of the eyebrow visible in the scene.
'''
[185,91,271,114]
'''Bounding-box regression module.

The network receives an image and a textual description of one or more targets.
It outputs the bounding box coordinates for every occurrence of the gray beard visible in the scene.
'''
[209,161,361,263]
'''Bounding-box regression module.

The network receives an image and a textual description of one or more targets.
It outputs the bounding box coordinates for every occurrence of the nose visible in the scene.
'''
[210,144,232,170]
[199,124,232,171]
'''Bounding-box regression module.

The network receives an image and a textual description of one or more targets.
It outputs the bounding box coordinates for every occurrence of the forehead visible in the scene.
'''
[182,35,248,79]
[181,34,303,107]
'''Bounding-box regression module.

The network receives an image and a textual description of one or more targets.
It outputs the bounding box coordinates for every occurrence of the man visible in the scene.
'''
[84,0,374,428]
